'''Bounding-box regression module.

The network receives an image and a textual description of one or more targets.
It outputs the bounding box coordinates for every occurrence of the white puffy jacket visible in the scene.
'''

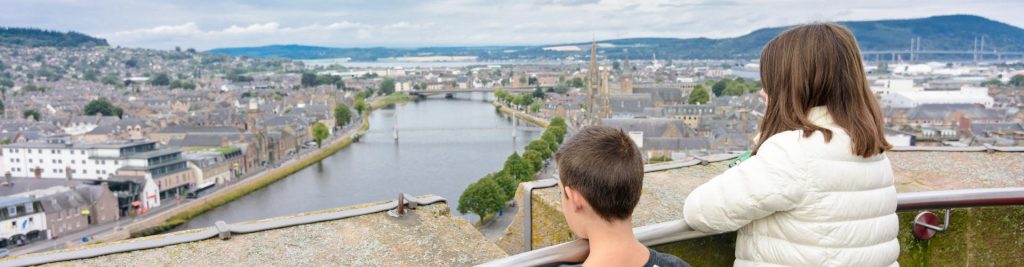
[682,106,899,267]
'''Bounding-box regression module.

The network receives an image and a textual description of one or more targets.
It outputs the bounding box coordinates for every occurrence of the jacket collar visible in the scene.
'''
[807,106,836,127]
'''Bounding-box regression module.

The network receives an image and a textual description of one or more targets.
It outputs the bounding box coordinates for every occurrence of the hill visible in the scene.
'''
[0,27,108,48]
[209,14,1024,60]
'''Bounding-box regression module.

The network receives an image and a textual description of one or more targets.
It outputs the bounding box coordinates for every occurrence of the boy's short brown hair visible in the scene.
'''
[555,126,644,222]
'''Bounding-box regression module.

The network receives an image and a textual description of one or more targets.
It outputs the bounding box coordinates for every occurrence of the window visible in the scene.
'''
[7,206,16,217]
[28,159,33,163]
[37,149,42,153]
[25,203,33,213]
[71,160,75,164]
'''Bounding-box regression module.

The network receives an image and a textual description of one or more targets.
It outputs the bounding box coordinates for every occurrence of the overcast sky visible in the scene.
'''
[2,0,1022,50]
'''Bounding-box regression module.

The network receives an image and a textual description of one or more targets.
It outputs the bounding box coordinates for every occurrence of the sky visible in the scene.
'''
[2,0,1023,50]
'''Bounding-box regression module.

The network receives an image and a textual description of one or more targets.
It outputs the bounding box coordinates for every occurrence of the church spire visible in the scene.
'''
[586,36,600,126]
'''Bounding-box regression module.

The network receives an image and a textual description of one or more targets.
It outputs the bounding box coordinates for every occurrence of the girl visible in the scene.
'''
[682,23,899,266]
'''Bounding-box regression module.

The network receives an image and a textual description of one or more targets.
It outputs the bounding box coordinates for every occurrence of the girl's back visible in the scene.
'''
[682,23,900,267]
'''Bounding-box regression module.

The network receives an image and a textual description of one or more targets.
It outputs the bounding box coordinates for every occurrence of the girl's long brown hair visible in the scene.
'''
[754,23,891,158]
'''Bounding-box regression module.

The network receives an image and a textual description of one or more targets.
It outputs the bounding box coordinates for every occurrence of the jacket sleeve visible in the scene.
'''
[683,134,808,233]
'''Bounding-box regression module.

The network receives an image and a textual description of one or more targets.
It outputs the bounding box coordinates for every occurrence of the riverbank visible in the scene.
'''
[130,118,369,237]
[370,93,413,110]
[129,94,415,237]
[492,100,549,127]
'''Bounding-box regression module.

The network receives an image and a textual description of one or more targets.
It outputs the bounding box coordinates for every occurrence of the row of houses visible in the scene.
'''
[0,178,120,249]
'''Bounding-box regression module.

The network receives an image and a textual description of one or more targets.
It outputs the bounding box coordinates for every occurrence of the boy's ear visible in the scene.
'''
[563,186,586,212]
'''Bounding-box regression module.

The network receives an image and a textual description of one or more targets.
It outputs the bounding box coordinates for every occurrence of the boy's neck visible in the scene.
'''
[582,219,649,267]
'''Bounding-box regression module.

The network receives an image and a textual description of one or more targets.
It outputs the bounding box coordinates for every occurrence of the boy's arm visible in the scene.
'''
[682,134,807,233]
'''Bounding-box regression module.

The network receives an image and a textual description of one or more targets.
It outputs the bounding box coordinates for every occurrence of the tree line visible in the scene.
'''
[457,117,569,221]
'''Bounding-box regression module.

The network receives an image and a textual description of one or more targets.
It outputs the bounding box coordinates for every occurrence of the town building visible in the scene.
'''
[0,197,47,248]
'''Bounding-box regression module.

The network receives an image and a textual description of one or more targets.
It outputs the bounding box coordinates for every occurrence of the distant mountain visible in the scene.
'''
[209,15,1024,61]
[208,44,533,61]
[0,27,108,48]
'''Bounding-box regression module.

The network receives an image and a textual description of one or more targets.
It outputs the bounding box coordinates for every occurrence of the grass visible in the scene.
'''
[369,93,413,109]
[132,116,369,237]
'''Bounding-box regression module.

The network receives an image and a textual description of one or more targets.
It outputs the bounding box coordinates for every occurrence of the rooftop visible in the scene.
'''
[5,195,506,266]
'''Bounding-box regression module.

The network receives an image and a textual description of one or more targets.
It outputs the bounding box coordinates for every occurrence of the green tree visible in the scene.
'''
[532,87,545,99]
[503,152,534,182]
[494,89,510,102]
[23,109,41,121]
[1010,75,1024,87]
[542,131,559,152]
[101,74,119,86]
[982,78,1003,87]
[149,73,171,86]
[0,100,4,117]
[492,172,518,201]
[379,78,396,95]
[711,79,728,96]
[334,103,352,127]
[513,94,533,107]
[723,82,748,96]
[550,117,567,128]
[522,150,543,172]
[312,122,329,148]
[527,139,552,159]
[529,103,541,113]
[457,177,506,220]
[688,85,710,104]
[354,97,367,115]
[301,73,317,87]
[84,98,123,117]
[552,83,569,94]
[169,80,196,90]
[568,77,585,88]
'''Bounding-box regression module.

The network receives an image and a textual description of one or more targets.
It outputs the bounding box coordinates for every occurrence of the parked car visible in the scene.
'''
[0,248,9,258]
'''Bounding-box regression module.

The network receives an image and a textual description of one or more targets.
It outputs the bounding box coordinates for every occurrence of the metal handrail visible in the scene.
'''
[480,187,1024,267]
[517,153,743,252]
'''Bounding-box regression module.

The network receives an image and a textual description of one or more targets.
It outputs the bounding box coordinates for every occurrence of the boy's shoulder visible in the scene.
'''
[537,248,690,267]
[644,248,690,267]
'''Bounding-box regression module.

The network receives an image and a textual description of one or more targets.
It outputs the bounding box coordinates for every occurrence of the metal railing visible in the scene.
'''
[479,187,1024,267]
[518,153,743,253]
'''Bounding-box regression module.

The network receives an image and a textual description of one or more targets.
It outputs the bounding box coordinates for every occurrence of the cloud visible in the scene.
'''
[222,22,280,34]
[10,0,1022,49]
[107,22,201,38]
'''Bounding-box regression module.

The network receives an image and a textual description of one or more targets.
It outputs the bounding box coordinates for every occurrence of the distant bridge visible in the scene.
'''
[409,87,535,95]
[863,50,1024,56]
[861,50,1024,61]
[365,126,545,134]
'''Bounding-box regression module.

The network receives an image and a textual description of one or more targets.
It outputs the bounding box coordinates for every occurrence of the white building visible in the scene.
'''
[885,86,994,108]
[0,197,48,244]
[0,139,182,181]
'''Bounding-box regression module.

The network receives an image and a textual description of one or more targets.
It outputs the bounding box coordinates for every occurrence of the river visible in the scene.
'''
[178,93,541,229]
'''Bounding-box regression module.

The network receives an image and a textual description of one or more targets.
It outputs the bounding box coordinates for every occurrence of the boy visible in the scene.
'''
[553,126,689,267]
